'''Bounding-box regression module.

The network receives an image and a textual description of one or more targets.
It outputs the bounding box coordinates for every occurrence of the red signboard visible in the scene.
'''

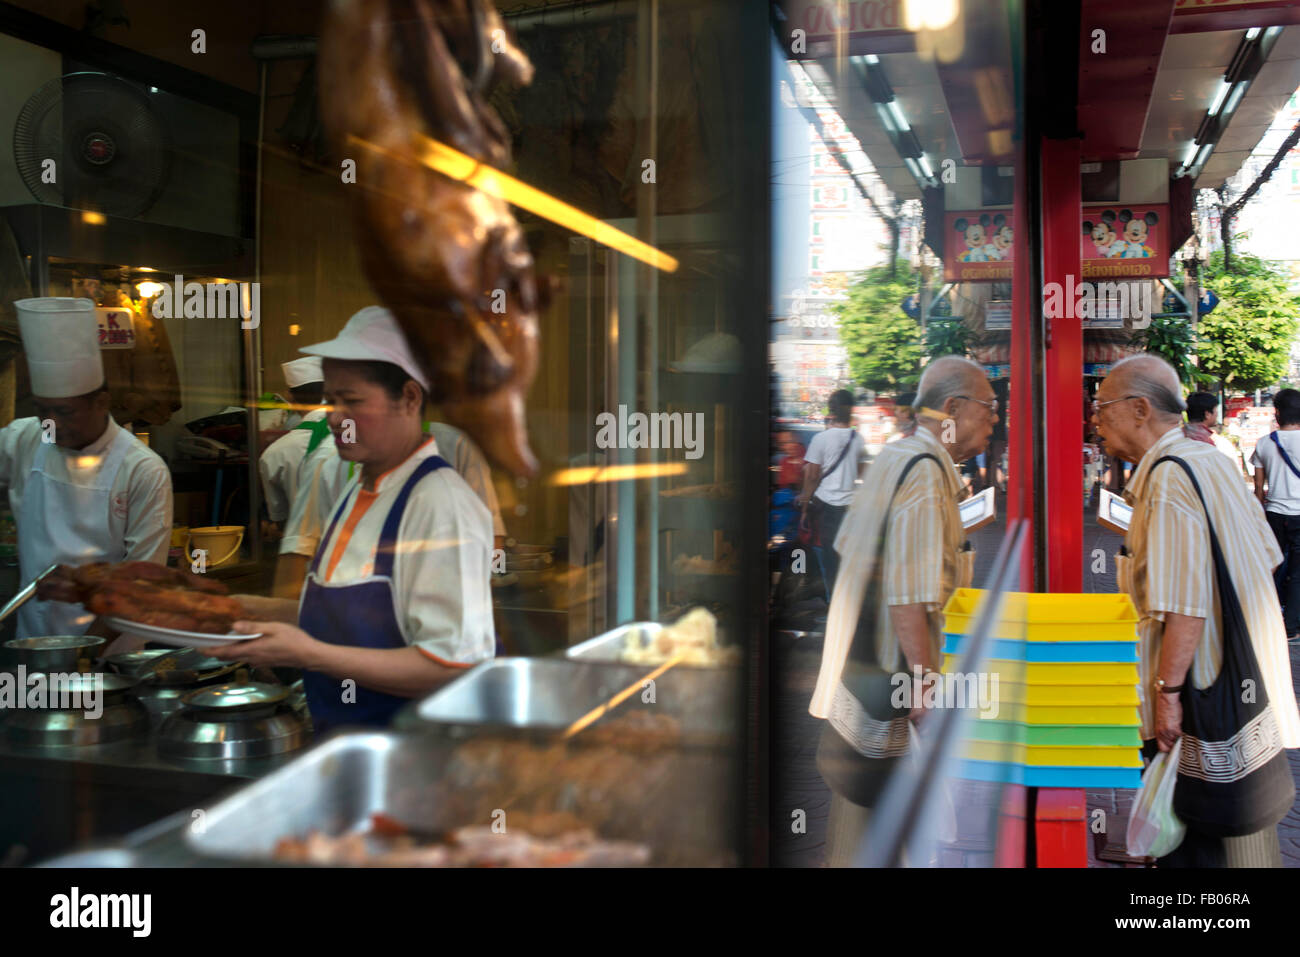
[1225,396,1253,419]
[1081,204,1170,278]
[943,210,1015,282]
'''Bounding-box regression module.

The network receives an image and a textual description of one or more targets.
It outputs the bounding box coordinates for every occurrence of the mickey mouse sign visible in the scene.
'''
[943,211,1014,281]
[1081,204,1169,278]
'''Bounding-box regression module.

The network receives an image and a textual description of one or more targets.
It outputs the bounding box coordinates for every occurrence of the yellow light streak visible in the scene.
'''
[562,653,685,739]
[81,211,106,225]
[549,462,688,486]
[348,133,679,274]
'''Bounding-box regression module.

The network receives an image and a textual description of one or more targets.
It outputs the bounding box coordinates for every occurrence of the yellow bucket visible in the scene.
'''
[962,740,1143,767]
[1012,705,1141,725]
[942,589,1139,642]
[186,525,244,568]
[942,655,1137,686]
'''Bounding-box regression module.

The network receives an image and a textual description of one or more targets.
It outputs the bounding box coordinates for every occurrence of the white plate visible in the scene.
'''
[104,617,261,648]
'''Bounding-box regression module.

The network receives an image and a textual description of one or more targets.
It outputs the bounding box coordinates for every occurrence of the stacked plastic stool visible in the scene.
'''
[940,589,1143,789]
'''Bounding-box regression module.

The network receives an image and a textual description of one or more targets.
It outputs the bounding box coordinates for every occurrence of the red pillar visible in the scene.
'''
[1008,136,1034,591]
[1040,137,1082,592]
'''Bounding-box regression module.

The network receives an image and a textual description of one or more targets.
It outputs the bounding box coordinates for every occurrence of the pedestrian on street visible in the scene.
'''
[797,390,864,600]
[810,356,993,866]
[1250,388,1300,640]
[1094,356,1300,867]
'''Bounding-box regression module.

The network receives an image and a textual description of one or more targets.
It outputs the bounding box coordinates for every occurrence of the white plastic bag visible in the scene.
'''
[1126,737,1186,859]
[909,723,958,845]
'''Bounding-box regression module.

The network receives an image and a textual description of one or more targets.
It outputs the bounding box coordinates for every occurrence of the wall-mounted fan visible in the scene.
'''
[13,72,171,220]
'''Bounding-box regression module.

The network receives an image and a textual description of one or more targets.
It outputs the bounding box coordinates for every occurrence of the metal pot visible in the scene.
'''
[3,635,106,672]
[158,682,307,760]
[5,673,148,747]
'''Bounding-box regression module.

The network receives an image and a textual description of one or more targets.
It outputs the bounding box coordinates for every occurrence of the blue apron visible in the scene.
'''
[298,454,451,731]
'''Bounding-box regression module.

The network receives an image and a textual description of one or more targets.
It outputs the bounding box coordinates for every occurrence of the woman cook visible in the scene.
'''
[205,306,495,730]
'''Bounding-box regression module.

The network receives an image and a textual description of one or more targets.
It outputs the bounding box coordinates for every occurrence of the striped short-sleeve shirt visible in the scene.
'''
[1123,426,1300,747]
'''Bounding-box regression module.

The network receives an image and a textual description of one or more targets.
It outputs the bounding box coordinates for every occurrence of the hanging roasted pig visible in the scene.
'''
[319,0,541,477]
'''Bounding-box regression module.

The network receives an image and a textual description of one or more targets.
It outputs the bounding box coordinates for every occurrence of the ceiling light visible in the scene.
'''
[904,0,959,31]
[875,101,897,132]
[1207,78,1231,117]
[918,155,934,178]
[135,281,165,298]
[1195,144,1212,168]
[1245,27,1260,41]
[886,100,910,133]
[904,157,922,178]
[1223,81,1247,116]
[1184,141,1199,167]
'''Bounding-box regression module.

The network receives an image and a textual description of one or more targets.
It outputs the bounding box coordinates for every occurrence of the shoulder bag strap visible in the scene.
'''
[1150,455,1259,686]
[813,430,860,496]
[1269,431,1300,481]
[846,452,943,668]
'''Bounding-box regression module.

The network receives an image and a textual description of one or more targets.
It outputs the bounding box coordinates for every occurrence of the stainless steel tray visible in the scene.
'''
[185,730,737,866]
[397,656,737,744]
[564,621,664,662]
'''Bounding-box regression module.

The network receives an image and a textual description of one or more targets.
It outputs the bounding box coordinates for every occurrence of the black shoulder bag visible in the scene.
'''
[1152,456,1295,837]
[816,453,941,808]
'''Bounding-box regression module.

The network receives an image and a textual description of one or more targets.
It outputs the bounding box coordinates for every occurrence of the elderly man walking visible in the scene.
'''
[811,355,996,866]
[1094,355,1300,867]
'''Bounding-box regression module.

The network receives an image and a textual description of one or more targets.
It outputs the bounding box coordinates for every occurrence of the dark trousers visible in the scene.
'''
[817,503,849,601]
[1265,510,1300,635]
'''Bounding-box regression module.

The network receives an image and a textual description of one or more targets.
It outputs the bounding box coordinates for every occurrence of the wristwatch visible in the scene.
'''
[1153,676,1184,694]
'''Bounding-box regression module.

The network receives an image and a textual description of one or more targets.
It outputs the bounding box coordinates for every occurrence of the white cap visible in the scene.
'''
[281,356,323,389]
[299,306,429,390]
[15,298,103,399]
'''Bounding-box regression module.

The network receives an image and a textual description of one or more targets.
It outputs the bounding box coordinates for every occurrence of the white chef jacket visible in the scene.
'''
[305,434,495,665]
[0,417,172,629]
[259,407,328,522]
[280,422,505,558]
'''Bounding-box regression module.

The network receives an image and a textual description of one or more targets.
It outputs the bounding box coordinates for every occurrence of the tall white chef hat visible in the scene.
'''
[281,356,323,389]
[15,298,103,399]
[298,306,430,391]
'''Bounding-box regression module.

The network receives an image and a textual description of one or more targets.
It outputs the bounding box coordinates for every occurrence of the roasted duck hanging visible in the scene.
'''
[319,0,541,477]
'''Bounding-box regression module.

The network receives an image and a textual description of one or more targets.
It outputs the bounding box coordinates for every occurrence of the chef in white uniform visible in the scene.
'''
[258,356,330,527]
[1,298,172,639]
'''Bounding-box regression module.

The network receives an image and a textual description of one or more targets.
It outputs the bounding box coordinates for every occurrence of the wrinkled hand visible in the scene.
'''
[1155,691,1183,752]
[201,620,320,670]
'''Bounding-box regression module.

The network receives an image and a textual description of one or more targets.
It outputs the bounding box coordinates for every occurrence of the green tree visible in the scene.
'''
[924,317,970,358]
[1133,313,1208,387]
[1197,250,1300,392]
[833,261,925,392]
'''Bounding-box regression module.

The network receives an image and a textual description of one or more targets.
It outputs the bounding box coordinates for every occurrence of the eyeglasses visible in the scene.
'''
[956,395,998,417]
[1091,394,1141,416]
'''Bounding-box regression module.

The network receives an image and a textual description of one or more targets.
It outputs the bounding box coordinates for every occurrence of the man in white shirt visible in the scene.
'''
[3,298,172,640]
[259,357,329,531]
[797,389,864,598]
[1250,388,1300,639]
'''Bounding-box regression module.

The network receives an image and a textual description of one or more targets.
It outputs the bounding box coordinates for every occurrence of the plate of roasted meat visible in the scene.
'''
[37,562,259,646]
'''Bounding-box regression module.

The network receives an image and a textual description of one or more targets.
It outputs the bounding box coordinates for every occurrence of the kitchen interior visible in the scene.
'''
[0,0,769,867]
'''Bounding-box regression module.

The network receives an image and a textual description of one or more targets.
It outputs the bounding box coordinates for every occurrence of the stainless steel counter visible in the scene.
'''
[0,709,307,865]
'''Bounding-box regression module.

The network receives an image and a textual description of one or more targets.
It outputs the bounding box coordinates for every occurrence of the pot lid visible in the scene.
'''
[6,635,106,651]
[181,682,288,711]
[24,672,136,696]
